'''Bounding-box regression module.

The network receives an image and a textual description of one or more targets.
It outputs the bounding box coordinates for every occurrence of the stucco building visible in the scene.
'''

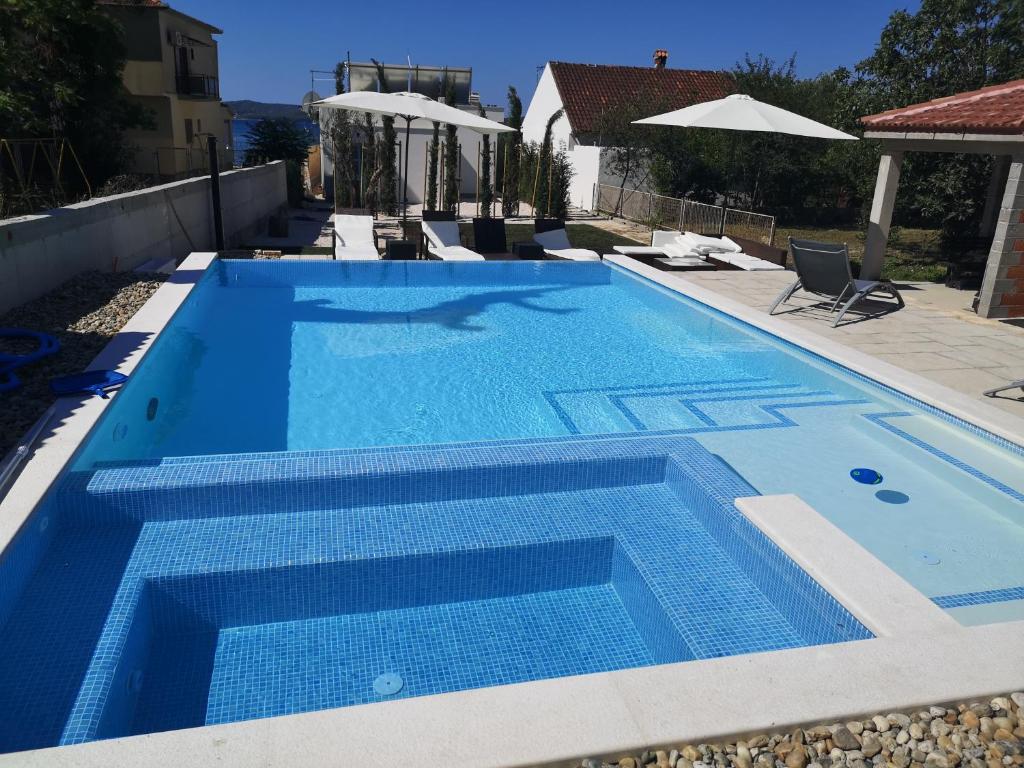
[99,0,234,180]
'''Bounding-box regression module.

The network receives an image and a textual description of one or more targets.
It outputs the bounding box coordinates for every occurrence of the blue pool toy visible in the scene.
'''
[0,328,60,392]
[49,370,128,399]
[850,467,883,485]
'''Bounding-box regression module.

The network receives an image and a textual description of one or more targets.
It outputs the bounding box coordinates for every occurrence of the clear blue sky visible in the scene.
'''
[169,0,919,109]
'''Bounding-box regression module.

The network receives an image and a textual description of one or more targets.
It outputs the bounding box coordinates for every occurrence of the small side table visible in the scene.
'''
[512,241,545,260]
[384,239,417,260]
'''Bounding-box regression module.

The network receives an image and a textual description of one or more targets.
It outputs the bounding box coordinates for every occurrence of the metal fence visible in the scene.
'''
[595,183,776,245]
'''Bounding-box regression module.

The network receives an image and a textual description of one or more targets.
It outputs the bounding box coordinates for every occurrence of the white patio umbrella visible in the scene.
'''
[633,94,857,140]
[313,91,516,221]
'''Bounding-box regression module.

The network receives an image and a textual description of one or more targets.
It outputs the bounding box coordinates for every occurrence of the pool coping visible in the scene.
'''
[1,254,1023,765]
[0,252,217,574]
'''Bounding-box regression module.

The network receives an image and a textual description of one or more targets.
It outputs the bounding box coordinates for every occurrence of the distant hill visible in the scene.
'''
[225,100,307,121]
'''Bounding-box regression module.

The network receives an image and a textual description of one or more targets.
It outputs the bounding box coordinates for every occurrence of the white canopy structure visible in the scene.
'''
[633,94,858,140]
[314,91,515,220]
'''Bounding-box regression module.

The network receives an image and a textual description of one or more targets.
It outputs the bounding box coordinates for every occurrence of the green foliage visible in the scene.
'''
[442,78,460,212]
[0,0,152,211]
[532,109,563,214]
[426,122,440,211]
[243,118,312,165]
[371,59,398,214]
[547,149,573,219]
[500,86,523,216]
[851,0,1023,242]
[478,105,493,217]
[326,61,358,208]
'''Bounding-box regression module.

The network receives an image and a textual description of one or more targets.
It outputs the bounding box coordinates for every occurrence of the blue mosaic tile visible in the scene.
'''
[0,436,868,751]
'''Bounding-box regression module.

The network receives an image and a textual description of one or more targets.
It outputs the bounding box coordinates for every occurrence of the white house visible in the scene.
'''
[522,52,733,210]
[319,62,503,208]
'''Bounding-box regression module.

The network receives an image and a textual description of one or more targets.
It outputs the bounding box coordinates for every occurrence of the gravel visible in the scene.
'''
[0,270,167,458]
[578,693,1024,768]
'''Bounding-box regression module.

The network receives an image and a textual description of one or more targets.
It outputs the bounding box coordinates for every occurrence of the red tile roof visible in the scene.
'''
[861,79,1024,135]
[549,61,734,135]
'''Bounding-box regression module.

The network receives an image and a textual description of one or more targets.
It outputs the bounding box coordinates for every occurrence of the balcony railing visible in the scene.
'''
[175,74,219,98]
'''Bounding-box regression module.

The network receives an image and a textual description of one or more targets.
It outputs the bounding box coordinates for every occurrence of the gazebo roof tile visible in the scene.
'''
[861,79,1024,135]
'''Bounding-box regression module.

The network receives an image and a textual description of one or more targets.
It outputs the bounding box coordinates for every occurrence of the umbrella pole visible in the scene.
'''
[402,116,412,225]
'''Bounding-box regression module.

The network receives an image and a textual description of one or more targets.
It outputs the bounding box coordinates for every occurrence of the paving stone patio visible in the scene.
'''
[673,269,1024,415]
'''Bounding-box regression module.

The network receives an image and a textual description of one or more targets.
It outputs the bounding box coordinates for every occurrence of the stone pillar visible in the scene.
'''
[862,151,903,281]
[980,156,1011,239]
[977,155,1024,318]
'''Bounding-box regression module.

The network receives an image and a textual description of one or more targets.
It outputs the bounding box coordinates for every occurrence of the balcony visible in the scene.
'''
[175,74,219,99]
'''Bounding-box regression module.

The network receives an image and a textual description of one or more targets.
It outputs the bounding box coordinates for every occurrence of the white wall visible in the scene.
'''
[522,64,573,150]
[0,162,287,314]
[566,146,601,210]
[321,107,503,205]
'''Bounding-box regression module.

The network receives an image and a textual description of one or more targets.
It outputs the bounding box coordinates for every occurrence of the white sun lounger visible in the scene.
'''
[650,230,785,271]
[421,220,484,261]
[333,214,380,260]
[532,228,601,261]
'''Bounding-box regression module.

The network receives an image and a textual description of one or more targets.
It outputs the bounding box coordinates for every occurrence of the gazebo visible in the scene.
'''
[860,79,1024,318]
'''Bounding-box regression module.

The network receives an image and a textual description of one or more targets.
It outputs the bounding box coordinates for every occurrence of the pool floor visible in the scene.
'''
[0,437,867,753]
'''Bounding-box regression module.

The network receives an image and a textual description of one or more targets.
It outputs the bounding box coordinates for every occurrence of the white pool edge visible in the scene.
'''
[1,254,1022,767]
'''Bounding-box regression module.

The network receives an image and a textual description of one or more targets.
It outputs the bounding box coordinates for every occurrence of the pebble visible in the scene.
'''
[835,728,862,751]
[592,695,1023,768]
[863,734,883,758]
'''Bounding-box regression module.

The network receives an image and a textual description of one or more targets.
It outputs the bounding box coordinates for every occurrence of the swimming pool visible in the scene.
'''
[78,260,1024,624]
[0,258,1021,754]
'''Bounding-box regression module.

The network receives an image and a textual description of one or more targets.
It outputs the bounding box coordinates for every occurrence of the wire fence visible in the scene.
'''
[595,183,776,245]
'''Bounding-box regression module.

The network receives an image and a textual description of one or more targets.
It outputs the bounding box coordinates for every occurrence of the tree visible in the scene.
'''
[244,117,312,205]
[426,121,440,210]
[532,109,562,215]
[594,98,661,215]
[442,78,460,212]
[326,61,357,209]
[548,149,573,219]
[243,118,311,165]
[851,0,1024,241]
[478,105,493,217]
[0,0,151,213]
[500,86,523,216]
[362,112,377,213]
[371,59,398,215]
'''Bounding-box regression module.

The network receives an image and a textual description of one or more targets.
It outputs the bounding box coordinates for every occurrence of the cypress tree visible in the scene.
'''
[426,122,440,211]
[478,105,493,218]
[442,78,460,212]
[501,86,523,217]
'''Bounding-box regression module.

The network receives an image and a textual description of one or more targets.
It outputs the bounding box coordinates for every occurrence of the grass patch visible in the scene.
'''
[458,222,644,253]
[774,226,947,282]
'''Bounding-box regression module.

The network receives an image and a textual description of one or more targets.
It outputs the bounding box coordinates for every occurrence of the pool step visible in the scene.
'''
[57,435,706,525]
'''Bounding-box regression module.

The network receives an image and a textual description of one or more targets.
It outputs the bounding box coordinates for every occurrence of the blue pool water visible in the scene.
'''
[0,438,867,751]
[0,259,1021,753]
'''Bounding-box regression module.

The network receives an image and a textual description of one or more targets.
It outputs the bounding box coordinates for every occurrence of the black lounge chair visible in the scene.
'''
[472,217,508,254]
[770,238,904,327]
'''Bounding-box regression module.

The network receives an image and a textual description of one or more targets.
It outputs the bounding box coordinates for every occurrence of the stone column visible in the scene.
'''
[861,151,903,281]
[977,154,1024,318]
[980,156,1012,239]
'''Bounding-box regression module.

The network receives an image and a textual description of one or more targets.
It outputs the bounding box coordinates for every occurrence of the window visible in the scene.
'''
[197,119,202,133]
[185,118,194,145]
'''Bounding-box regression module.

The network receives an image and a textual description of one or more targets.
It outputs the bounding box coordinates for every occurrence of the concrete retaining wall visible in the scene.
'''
[0,161,286,314]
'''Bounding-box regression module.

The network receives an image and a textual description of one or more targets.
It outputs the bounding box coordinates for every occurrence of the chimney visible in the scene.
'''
[653,49,668,69]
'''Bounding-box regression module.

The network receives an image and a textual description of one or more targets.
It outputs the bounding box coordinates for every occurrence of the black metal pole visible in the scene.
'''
[207,135,225,250]
[402,116,412,225]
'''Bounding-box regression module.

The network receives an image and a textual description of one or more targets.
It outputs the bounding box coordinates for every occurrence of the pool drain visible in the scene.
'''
[373,673,404,696]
